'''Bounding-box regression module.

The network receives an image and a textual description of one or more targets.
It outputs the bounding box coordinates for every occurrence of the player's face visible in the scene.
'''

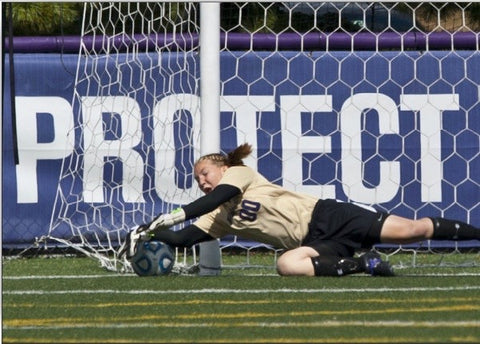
[194,160,228,194]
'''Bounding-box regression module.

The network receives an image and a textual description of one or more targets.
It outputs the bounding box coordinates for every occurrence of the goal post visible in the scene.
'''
[45,2,211,272]
[198,2,222,276]
[42,2,479,272]
[44,2,223,273]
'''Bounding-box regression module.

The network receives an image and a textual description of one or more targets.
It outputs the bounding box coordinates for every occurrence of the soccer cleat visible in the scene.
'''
[370,260,395,277]
[361,251,395,277]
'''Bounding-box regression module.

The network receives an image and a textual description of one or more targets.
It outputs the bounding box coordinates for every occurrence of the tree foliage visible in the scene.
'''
[4,2,479,37]
[5,2,83,36]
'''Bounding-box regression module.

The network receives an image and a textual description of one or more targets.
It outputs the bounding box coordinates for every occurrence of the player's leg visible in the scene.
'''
[380,215,479,244]
[277,240,352,276]
[429,217,479,240]
[310,251,393,277]
[276,246,318,276]
[379,215,432,244]
[276,243,393,277]
[279,200,395,277]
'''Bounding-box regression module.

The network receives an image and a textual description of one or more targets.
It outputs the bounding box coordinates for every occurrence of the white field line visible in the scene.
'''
[3,285,480,295]
[3,274,135,280]
[4,271,480,280]
[4,320,480,331]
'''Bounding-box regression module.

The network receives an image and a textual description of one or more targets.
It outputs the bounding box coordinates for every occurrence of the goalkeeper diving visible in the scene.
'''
[120,143,479,277]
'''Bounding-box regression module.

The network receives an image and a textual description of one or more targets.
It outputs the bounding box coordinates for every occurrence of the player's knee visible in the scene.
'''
[410,219,432,239]
[402,218,431,240]
[383,216,432,243]
[276,255,293,276]
[276,252,315,276]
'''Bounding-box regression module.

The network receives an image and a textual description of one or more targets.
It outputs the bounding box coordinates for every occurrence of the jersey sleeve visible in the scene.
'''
[182,184,240,219]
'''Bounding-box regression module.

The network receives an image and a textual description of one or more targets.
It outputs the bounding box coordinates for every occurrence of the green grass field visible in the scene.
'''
[3,253,480,343]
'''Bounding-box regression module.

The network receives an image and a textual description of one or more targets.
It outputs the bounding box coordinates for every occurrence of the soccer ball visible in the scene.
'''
[130,240,175,276]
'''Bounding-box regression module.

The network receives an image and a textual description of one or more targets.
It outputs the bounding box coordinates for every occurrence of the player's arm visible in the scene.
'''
[184,184,240,218]
[146,184,241,231]
[120,184,239,259]
[151,224,214,248]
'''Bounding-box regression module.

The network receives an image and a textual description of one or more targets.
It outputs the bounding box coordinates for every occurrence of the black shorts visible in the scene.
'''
[301,199,388,257]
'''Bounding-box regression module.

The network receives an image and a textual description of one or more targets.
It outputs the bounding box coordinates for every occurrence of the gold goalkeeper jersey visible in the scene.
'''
[193,166,318,249]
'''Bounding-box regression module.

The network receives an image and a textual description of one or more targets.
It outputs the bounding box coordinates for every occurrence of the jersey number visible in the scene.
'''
[239,200,261,221]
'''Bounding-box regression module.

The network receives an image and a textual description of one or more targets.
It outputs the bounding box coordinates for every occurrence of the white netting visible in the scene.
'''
[45,2,203,271]
[45,2,479,272]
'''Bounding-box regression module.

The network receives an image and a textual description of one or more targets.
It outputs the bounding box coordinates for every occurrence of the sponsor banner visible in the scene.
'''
[3,51,479,247]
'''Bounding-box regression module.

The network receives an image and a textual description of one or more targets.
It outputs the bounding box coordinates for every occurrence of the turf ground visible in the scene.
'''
[2,253,480,343]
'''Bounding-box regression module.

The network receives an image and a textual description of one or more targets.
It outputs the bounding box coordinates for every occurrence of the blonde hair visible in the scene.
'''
[195,143,252,167]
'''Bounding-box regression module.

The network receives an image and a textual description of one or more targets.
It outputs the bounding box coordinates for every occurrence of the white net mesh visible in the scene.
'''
[46,3,203,271]
[45,2,479,272]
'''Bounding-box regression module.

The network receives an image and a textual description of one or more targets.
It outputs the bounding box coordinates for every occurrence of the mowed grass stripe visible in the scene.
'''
[3,274,134,280]
[4,271,480,280]
[5,296,478,309]
[4,258,480,344]
[5,336,479,344]
[4,285,480,295]
[5,304,479,328]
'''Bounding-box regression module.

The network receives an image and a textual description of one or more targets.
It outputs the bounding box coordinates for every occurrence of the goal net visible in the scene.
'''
[46,2,205,272]
[45,2,479,272]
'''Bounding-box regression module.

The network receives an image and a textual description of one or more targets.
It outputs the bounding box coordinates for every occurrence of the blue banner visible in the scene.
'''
[3,50,479,248]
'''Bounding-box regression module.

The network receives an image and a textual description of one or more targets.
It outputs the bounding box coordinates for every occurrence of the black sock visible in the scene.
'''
[311,256,363,276]
[430,217,479,240]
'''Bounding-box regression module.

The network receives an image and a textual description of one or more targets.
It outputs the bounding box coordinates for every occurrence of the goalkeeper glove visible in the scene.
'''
[148,208,186,231]
[118,224,150,259]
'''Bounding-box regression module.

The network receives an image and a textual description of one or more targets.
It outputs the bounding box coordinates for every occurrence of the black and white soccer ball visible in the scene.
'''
[130,240,175,276]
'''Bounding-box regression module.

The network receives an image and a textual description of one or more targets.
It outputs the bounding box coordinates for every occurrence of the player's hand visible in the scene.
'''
[148,208,186,231]
[148,214,173,231]
[118,226,149,259]
[135,223,151,234]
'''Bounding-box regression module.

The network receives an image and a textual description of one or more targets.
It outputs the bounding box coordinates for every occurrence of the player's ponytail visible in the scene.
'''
[195,143,252,167]
[225,143,252,166]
